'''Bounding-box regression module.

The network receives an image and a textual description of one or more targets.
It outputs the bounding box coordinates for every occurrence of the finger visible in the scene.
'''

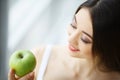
[26,72,34,80]
[30,72,35,79]
[20,72,34,80]
[15,75,21,80]
[8,69,17,80]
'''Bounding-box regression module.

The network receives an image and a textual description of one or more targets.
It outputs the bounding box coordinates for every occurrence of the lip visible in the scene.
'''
[69,45,80,52]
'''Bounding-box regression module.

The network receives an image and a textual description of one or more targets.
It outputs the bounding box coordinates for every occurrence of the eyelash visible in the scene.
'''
[70,23,92,44]
[70,24,77,29]
[80,36,92,44]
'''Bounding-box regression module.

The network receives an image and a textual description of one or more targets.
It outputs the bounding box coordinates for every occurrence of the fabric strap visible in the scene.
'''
[37,45,53,80]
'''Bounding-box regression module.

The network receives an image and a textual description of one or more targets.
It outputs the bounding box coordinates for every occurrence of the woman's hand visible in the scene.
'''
[8,69,34,80]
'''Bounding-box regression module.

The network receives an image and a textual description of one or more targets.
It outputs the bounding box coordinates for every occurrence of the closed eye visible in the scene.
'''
[70,23,77,29]
[80,34,92,44]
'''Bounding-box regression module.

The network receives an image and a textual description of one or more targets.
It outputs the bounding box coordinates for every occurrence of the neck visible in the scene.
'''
[80,58,95,75]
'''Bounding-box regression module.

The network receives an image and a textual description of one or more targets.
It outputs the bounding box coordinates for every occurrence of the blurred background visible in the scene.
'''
[0,0,85,79]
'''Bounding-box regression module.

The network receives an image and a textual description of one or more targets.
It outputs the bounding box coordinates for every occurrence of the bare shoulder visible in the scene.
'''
[30,45,46,79]
[50,44,69,60]
[30,44,67,78]
[52,45,68,55]
[52,44,67,52]
[31,45,46,59]
[31,45,66,60]
[31,44,67,63]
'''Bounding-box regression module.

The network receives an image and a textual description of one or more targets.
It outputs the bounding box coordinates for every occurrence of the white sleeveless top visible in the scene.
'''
[36,45,53,80]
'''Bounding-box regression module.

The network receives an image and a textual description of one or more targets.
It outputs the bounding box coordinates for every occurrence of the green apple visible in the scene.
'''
[9,50,36,77]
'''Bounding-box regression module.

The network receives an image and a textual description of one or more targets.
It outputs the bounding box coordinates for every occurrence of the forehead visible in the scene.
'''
[75,8,93,37]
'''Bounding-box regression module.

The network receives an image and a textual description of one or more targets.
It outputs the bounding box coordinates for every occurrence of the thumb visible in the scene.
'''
[28,72,34,79]
[8,69,17,80]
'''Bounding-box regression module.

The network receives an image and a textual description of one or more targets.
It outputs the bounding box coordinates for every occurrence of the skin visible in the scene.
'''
[8,8,120,80]
[8,69,34,80]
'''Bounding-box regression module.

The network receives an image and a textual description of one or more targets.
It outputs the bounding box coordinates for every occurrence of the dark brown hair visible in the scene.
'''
[75,0,120,72]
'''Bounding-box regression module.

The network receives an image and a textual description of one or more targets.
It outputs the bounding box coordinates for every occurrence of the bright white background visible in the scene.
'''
[8,0,85,53]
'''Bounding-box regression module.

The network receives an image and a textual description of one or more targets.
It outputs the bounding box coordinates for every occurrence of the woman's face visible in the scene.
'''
[67,8,93,60]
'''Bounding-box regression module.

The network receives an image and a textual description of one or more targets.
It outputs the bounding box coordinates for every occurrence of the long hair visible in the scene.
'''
[76,0,120,72]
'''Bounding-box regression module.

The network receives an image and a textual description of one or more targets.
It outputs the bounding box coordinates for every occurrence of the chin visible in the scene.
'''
[68,51,80,58]
[69,51,86,59]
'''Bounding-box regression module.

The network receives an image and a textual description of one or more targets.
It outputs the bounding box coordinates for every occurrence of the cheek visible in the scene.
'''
[79,44,92,58]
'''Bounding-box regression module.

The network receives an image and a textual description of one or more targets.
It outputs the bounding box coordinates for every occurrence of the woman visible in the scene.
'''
[8,0,120,80]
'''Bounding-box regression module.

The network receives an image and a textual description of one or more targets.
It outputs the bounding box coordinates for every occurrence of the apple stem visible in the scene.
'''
[18,54,23,59]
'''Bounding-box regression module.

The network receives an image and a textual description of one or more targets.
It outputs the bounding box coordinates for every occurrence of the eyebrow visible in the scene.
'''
[74,16,92,39]
[82,31,93,39]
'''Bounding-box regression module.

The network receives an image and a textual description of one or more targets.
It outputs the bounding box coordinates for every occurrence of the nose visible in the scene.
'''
[68,31,80,46]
